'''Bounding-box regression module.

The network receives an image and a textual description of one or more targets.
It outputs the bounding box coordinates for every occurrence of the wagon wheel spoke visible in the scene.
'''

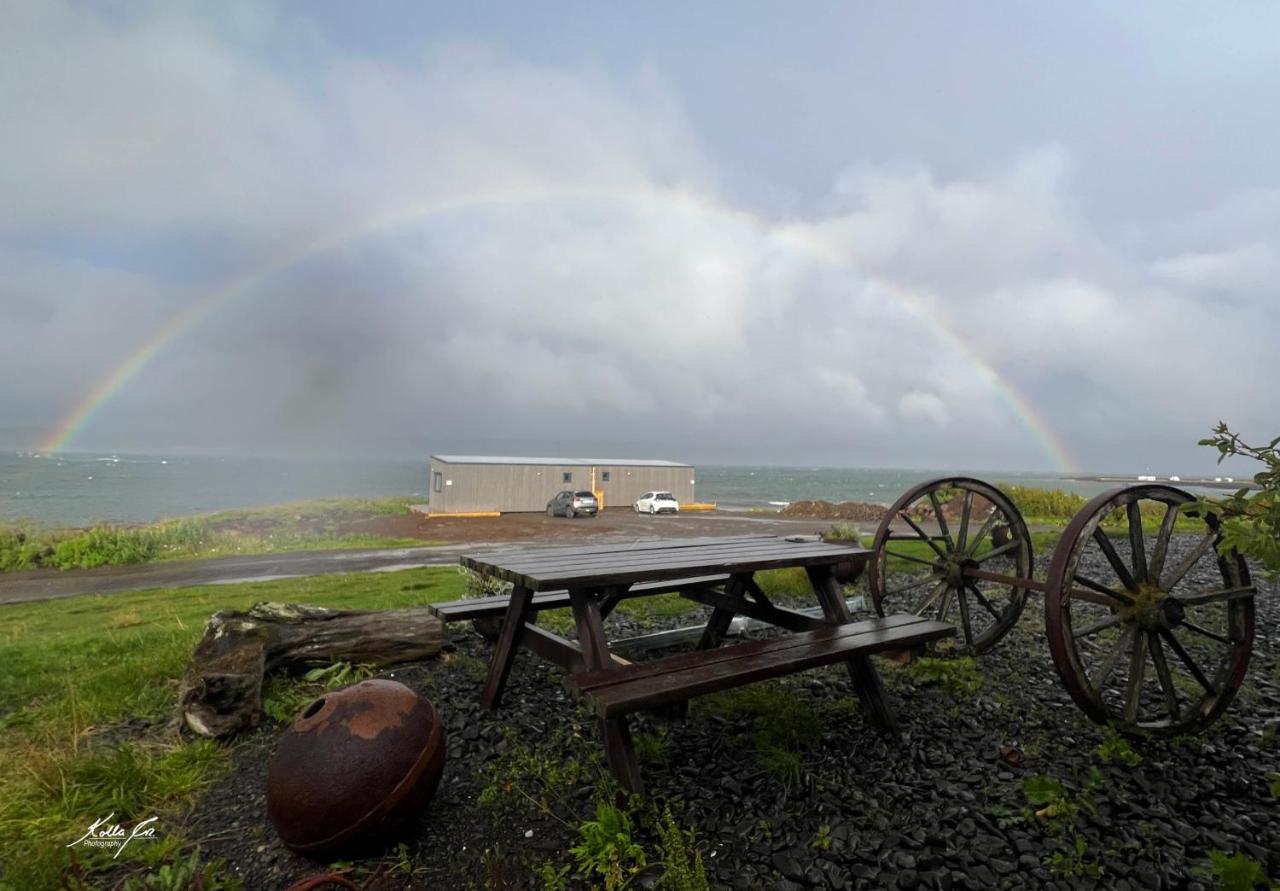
[1159,531,1217,591]
[936,584,954,623]
[899,512,949,559]
[1072,612,1126,640]
[956,585,973,647]
[1073,574,1135,606]
[966,582,1004,621]
[1123,631,1149,723]
[928,491,954,552]
[1092,529,1138,591]
[881,575,940,599]
[1180,620,1229,646]
[910,579,950,616]
[883,549,938,569]
[972,538,1022,564]
[1170,585,1256,606]
[955,491,974,553]
[1148,631,1179,722]
[1070,588,1130,608]
[963,510,1000,558]
[1090,625,1135,693]
[1147,503,1179,584]
[1126,502,1148,584]
[1159,629,1216,695]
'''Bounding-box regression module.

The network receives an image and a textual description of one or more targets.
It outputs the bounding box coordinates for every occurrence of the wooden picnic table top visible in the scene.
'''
[461,534,872,591]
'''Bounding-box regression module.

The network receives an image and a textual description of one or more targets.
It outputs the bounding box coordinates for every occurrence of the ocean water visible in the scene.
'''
[0,450,1172,527]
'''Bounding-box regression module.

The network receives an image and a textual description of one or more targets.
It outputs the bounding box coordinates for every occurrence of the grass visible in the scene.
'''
[692,681,829,785]
[999,484,1209,534]
[0,565,466,890]
[477,729,709,889]
[0,497,429,572]
[903,656,986,696]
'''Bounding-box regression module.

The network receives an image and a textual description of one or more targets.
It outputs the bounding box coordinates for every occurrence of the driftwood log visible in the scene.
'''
[178,602,442,738]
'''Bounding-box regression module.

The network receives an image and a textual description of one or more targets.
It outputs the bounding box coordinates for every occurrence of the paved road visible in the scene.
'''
[0,511,833,605]
[0,544,485,605]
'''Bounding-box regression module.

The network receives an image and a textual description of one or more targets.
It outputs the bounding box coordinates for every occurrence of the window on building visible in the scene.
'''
[602,471,611,482]
[563,471,572,483]
[433,471,442,493]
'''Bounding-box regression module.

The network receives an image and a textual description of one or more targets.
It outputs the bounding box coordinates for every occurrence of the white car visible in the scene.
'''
[634,492,679,514]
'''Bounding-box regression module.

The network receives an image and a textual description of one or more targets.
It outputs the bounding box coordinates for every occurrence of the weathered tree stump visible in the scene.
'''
[178,602,442,738]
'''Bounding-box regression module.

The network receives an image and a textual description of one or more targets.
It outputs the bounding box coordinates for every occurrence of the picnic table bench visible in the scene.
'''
[445,534,953,791]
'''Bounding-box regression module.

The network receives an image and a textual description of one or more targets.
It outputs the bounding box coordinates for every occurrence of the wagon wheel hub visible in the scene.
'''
[1125,583,1176,631]
[940,556,973,588]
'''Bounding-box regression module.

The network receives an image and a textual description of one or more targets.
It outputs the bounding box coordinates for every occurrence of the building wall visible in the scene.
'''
[428,459,696,513]
[592,465,695,509]
[429,459,582,513]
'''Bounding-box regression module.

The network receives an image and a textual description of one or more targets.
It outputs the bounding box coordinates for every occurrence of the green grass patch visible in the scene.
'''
[0,566,465,889]
[904,656,986,696]
[0,497,427,572]
[478,729,709,890]
[755,567,814,601]
[1094,726,1143,767]
[692,682,826,785]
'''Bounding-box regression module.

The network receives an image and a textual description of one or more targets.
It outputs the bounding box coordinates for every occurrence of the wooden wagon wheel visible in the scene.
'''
[869,477,1034,654]
[1044,485,1255,737]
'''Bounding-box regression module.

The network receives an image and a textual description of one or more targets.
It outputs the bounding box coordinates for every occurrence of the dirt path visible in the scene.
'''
[0,509,834,605]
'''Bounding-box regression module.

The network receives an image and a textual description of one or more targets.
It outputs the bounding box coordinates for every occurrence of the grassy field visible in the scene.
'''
[0,497,428,572]
[0,566,467,890]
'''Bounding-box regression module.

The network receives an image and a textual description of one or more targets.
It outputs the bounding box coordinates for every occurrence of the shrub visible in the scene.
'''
[998,485,1087,522]
[1196,850,1269,890]
[571,801,647,890]
[1094,726,1142,767]
[1200,423,1280,579]
[655,808,709,891]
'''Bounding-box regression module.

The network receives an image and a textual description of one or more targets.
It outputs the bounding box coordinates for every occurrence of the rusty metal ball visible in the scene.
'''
[266,679,445,856]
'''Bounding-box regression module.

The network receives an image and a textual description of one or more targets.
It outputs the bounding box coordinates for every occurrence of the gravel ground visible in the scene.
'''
[187,536,1280,889]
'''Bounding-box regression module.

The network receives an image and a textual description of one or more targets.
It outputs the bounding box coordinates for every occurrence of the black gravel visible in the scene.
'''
[186,536,1280,889]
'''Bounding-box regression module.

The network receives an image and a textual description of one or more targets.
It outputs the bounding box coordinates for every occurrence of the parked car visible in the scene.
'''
[634,492,679,514]
[547,490,599,518]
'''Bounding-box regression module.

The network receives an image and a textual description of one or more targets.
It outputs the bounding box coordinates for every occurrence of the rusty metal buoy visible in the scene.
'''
[266,679,445,856]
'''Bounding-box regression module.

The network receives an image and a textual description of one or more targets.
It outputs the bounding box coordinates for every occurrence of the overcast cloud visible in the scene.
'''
[2,1,1277,472]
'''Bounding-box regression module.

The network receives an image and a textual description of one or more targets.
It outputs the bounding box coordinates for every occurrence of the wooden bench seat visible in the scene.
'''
[568,614,953,719]
[429,574,732,623]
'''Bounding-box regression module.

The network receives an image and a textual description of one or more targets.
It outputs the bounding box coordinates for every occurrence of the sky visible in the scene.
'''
[2,1,1278,473]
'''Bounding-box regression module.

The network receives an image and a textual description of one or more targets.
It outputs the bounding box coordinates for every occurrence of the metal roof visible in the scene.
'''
[431,455,692,468]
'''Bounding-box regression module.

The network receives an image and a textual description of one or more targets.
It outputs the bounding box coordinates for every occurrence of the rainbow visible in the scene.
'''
[38,185,1077,472]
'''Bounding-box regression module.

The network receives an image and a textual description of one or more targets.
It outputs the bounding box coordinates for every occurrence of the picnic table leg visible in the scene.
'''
[569,587,644,793]
[805,566,901,736]
[480,584,534,710]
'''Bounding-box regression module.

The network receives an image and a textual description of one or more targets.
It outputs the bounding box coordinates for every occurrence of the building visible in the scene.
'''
[427,455,696,513]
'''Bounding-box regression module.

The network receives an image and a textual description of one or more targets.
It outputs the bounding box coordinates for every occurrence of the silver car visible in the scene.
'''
[547,490,599,518]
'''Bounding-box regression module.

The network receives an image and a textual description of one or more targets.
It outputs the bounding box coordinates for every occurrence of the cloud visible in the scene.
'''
[1,2,1276,473]
[898,391,949,427]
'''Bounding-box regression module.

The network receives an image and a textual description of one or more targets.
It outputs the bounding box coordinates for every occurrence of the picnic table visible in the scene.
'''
[448,534,953,790]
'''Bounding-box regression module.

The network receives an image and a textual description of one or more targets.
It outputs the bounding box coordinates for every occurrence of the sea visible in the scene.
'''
[0,450,1229,528]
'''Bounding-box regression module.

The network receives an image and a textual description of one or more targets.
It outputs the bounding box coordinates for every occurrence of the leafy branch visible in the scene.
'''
[1198,423,1280,579]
